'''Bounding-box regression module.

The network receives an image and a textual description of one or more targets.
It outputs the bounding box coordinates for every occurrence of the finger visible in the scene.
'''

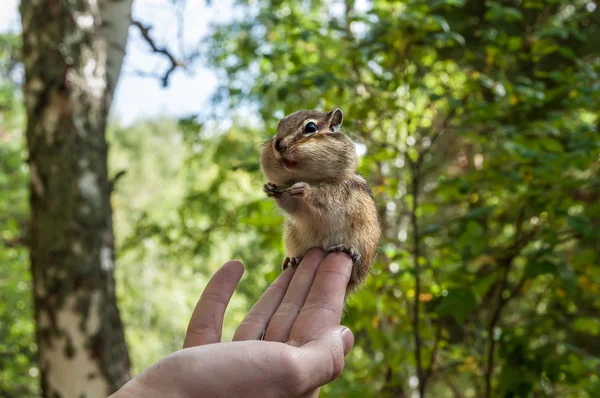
[233,266,295,341]
[288,252,352,345]
[263,248,326,342]
[183,260,244,348]
[287,326,354,397]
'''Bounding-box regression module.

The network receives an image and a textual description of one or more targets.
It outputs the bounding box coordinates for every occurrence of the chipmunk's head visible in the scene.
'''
[260,108,358,185]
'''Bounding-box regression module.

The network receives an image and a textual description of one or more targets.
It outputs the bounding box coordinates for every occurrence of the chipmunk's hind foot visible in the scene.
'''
[327,245,361,264]
[282,256,302,271]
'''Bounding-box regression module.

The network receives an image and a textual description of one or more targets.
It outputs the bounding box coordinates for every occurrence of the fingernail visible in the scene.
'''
[341,327,354,356]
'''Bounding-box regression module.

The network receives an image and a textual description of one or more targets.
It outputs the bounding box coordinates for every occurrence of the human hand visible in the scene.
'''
[113,248,354,398]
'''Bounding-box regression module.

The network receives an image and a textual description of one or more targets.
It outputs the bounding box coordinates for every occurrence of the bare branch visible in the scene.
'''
[422,321,443,386]
[131,18,185,87]
[417,106,457,168]
[483,207,531,398]
[1,236,28,248]
[109,170,127,193]
[0,219,29,248]
[554,230,580,245]
[383,366,408,397]
[483,217,541,398]
[442,374,464,398]
[407,150,425,396]
[484,263,509,398]
[403,104,459,398]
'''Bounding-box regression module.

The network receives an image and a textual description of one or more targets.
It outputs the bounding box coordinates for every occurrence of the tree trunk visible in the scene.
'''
[19,0,133,396]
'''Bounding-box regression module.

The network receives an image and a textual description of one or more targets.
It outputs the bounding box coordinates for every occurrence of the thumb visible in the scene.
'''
[290,326,354,394]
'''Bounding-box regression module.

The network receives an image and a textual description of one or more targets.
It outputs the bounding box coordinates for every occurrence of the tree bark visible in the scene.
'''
[19,0,133,396]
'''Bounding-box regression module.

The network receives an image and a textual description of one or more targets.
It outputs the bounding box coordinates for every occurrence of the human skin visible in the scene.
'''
[111,248,355,398]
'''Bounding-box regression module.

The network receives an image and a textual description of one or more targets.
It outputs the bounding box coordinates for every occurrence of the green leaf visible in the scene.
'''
[421,223,442,235]
[408,148,419,162]
[465,221,483,237]
[523,261,557,278]
[566,215,591,234]
[541,138,563,152]
[573,317,600,336]
[557,46,576,60]
[472,271,499,296]
[485,4,523,22]
[464,206,495,219]
[433,32,466,46]
[429,93,444,102]
[429,15,450,32]
[507,37,523,51]
[559,267,578,295]
[435,288,477,323]
[431,0,465,8]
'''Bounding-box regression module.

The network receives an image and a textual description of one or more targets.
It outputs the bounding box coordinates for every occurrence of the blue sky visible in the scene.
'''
[0,0,234,126]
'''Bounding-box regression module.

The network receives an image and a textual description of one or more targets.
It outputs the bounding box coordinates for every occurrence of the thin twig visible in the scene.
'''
[408,156,425,396]
[383,365,408,397]
[442,374,464,398]
[484,263,509,398]
[417,107,457,168]
[1,236,28,248]
[555,231,579,245]
[422,321,442,386]
[483,208,542,398]
[405,103,459,398]
[131,19,184,87]
[483,259,529,398]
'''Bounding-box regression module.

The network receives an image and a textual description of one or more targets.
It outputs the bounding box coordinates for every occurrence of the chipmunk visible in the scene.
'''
[260,108,381,292]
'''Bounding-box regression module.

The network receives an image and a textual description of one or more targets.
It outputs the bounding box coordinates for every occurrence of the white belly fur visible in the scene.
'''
[284,206,355,257]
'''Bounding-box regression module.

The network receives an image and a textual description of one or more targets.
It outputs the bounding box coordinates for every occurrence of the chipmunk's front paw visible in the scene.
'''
[327,245,361,264]
[287,182,308,197]
[263,182,282,198]
[282,256,302,271]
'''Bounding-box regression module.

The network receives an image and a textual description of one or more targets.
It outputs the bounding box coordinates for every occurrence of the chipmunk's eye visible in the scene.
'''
[304,121,318,134]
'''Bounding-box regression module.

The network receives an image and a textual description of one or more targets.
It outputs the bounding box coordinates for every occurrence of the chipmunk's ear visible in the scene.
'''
[328,108,343,132]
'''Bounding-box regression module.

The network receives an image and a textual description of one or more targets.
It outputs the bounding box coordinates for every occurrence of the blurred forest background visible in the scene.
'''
[1,0,600,397]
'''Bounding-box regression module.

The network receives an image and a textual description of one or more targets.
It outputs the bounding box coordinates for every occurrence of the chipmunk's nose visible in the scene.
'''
[274,137,287,153]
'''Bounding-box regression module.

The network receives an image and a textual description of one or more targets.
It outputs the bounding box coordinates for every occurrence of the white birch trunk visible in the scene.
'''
[19,0,134,396]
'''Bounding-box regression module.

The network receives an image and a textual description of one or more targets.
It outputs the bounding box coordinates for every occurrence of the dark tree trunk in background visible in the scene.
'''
[19,0,133,396]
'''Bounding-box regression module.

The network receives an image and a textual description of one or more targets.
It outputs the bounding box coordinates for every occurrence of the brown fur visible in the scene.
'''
[260,108,381,292]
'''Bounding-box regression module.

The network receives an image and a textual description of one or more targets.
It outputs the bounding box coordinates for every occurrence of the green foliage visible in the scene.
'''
[108,118,254,373]
[1,1,600,397]
[198,0,600,396]
[0,33,39,397]
[434,287,477,324]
